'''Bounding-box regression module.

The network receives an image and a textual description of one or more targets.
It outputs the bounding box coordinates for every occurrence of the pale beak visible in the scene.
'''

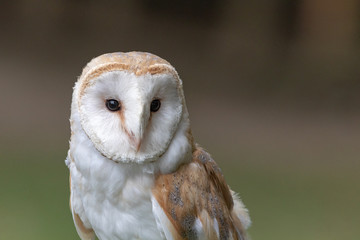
[135,120,145,152]
[130,106,148,153]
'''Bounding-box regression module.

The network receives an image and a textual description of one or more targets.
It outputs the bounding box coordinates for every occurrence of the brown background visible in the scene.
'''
[0,1,359,239]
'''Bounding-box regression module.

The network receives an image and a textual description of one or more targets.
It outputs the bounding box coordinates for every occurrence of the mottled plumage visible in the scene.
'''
[153,147,249,240]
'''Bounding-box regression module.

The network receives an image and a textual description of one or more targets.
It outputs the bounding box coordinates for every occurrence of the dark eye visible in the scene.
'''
[105,99,121,111]
[150,99,161,112]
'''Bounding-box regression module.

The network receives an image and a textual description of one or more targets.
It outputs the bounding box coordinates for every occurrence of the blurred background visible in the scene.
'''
[1,1,360,239]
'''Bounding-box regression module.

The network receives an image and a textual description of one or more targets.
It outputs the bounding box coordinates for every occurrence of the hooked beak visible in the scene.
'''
[134,121,145,152]
[128,106,148,153]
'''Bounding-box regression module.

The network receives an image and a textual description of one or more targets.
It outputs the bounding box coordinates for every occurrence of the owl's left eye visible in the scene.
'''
[150,99,161,112]
[105,99,121,111]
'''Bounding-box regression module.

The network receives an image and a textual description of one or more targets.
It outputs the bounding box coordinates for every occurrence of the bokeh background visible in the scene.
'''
[1,1,360,239]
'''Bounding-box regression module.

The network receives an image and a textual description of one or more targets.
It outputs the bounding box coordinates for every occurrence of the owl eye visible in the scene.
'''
[105,99,121,111]
[150,99,161,112]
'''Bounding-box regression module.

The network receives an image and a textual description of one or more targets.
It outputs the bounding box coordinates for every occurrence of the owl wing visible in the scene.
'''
[151,147,250,240]
[71,208,96,240]
[68,165,96,240]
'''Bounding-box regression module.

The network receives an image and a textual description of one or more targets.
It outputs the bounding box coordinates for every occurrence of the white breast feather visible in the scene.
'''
[69,97,164,240]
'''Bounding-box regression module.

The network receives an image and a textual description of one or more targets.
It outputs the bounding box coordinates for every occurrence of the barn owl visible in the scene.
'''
[66,52,250,240]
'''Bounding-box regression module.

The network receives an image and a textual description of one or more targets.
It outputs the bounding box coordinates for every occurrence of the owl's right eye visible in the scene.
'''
[105,99,121,111]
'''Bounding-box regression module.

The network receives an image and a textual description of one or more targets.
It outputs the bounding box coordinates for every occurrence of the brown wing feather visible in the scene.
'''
[73,212,96,240]
[152,147,248,240]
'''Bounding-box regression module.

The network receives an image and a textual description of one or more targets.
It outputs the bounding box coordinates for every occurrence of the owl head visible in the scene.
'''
[70,52,194,172]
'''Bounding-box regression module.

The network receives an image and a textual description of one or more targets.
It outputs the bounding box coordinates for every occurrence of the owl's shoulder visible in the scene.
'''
[152,147,249,239]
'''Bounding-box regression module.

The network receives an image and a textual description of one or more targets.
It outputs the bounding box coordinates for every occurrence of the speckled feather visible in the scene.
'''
[152,147,249,240]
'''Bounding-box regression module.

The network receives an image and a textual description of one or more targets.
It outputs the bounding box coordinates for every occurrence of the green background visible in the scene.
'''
[1,1,360,239]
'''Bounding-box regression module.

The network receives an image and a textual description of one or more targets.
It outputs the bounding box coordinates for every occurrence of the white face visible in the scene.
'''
[78,71,183,163]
